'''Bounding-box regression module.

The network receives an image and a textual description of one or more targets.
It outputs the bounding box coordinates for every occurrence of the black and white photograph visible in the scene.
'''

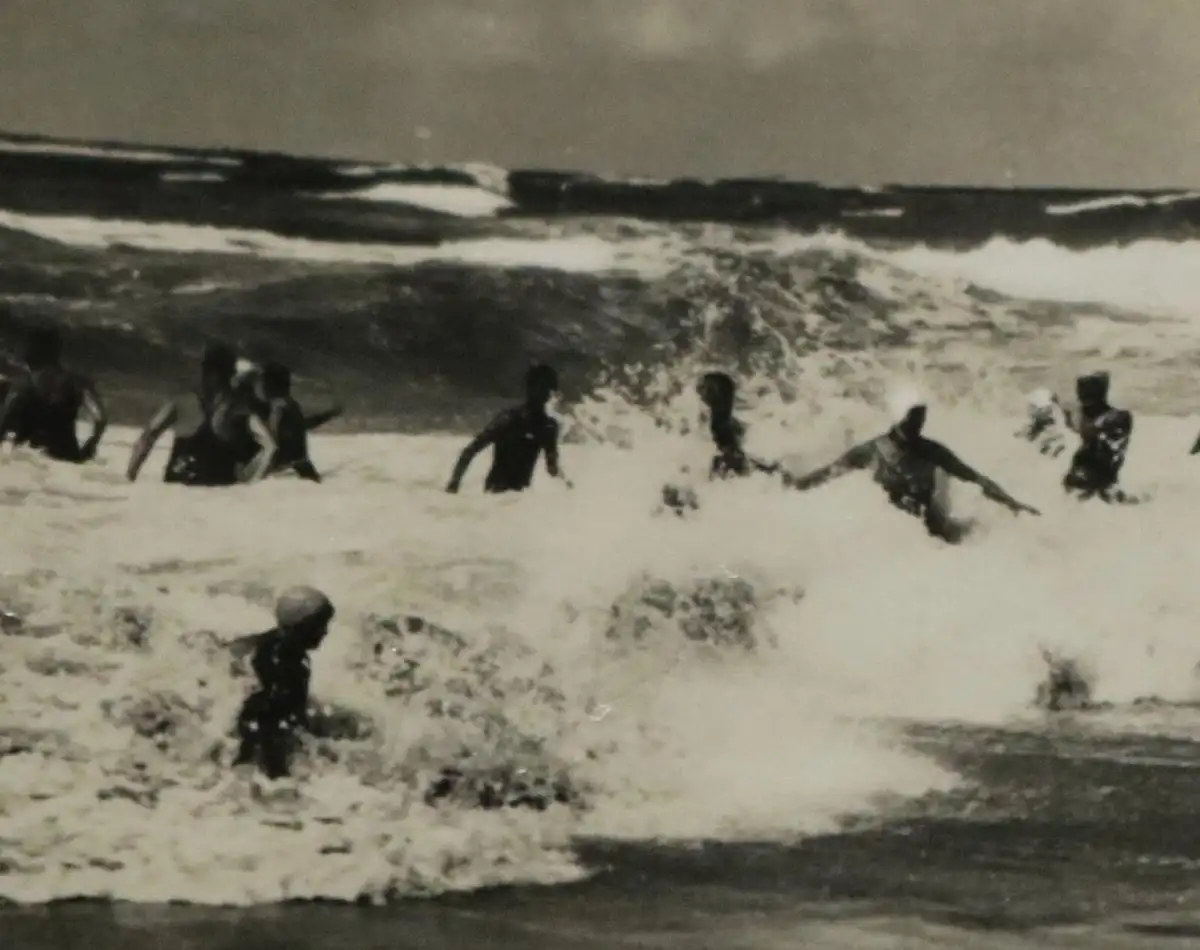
[3,2,1200,948]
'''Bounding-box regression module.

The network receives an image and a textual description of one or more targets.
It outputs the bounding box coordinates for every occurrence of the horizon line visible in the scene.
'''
[0,127,1188,198]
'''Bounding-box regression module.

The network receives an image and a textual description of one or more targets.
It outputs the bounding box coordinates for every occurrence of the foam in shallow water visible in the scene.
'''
[4,392,1200,904]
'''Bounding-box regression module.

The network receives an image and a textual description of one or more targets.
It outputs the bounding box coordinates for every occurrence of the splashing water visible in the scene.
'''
[4,221,1200,906]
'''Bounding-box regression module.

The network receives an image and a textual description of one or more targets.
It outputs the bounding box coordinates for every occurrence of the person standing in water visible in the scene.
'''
[697,371,783,479]
[258,361,343,482]
[0,326,108,463]
[445,364,570,494]
[232,586,335,780]
[126,342,276,486]
[784,388,1039,542]
[1062,371,1137,503]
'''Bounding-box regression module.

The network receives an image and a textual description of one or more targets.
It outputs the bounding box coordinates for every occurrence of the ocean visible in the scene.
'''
[4,133,1200,948]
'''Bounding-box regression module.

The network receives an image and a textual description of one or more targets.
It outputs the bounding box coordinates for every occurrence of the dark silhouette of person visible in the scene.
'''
[696,371,782,479]
[445,364,571,494]
[1066,371,1137,503]
[0,326,107,463]
[257,361,343,482]
[231,586,335,780]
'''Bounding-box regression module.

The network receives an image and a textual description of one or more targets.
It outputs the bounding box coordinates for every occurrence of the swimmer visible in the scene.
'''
[445,364,571,494]
[258,361,342,482]
[0,326,108,463]
[232,586,334,780]
[126,342,276,486]
[1062,371,1137,503]
[785,387,1039,543]
[697,371,782,479]
[1015,388,1069,459]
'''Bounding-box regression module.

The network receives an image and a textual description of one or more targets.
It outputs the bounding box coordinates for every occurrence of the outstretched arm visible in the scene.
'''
[783,441,874,491]
[126,401,178,481]
[446,415,503,493]
[303,405,343,433]
[78,379,108,461]
[925,441,1040,515]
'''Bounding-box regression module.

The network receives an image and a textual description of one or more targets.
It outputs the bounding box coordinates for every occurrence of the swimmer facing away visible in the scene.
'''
[1062,371,1138,503]
[0,326,107,463]
[698,371,783,479]
[231,586,334,780]
[445,364,571,494]
[126,342,276,486]
[784,387,1039,542]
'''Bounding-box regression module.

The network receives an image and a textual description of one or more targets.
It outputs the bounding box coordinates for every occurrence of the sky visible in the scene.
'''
[2,0,1199,186]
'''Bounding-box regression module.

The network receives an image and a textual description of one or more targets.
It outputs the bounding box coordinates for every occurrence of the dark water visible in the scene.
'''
[7,720,1200,949]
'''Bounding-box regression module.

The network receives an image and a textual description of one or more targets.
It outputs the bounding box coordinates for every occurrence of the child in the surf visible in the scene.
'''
[126,342,276,486]
[1015,388,1069,459]
[231,586,335,780]
[1062,371,1139,503]
[785,385,1040,543]
[0,326,108,464]
[445,364,571,494]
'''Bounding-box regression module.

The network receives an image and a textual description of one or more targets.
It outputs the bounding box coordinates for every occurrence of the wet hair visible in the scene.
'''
[699,371,736,409]
[261,361,292,394]
[1076,371,1110,401]
[201,342,237,379]
[23,326,62,367]
[525,364,559,394]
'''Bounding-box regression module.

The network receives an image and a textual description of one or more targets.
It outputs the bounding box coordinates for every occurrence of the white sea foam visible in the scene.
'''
[0,209,662,275]
[0,140,240,167]
[319,183,512,217]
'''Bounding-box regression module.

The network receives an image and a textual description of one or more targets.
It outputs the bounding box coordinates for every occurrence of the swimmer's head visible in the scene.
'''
[886,384,928,437]
[200,342,238,385]
[1075,371,1110,409]
[23,326,62,368]
[261,361,292,397]
[697,371,736,415]
[275,585,335,647]
[525,364,559,404]
[1027,388,1058,414]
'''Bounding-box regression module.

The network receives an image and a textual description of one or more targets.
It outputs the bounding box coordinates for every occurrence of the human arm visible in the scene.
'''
[126,401,178,481]
[238,411,278,484]
[542,419,573,488]
[445,413,504,493]
[303,405,343,433]
[77,378,108,461]
[782,441,875,491]
[924,441,1040,515]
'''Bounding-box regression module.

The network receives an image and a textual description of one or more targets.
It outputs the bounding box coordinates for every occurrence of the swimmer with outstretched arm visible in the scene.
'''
[784,389,1039,542]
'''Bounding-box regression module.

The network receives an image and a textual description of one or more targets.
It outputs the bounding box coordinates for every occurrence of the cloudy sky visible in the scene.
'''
[1,0,1198,186]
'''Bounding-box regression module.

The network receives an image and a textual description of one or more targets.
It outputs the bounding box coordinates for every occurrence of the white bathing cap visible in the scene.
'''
[1026,387,1055,410]
[886,383,929,425]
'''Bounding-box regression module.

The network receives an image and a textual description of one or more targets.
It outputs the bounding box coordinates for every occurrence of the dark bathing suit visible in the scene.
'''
[853,430,965,543]
[1063,407,1132,500]
[481,406,559,494]
[232,628,312,779]
[163,391,251,487]
[5,367,92,462]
